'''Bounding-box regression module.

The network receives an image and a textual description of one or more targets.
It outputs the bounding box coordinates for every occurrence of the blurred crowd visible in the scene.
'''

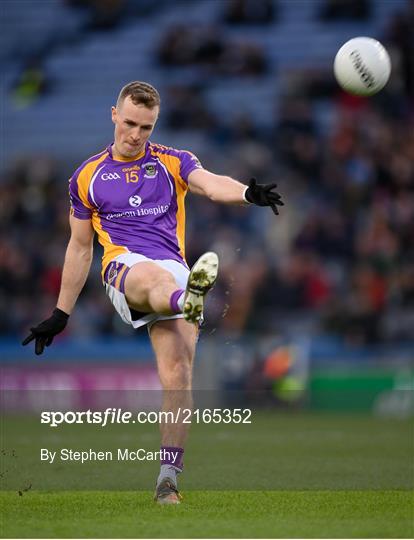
[1,0,413,346]
[186,93,414,345]
[158,25,267,77]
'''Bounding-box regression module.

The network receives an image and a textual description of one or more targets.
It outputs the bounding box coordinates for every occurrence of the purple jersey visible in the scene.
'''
[69,142,202,275]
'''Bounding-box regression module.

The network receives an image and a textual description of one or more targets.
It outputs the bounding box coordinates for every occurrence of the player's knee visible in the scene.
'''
[145,267,176,294]
[126,266,175,303]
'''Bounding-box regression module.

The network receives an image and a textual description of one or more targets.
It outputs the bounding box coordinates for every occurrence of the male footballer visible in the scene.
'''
[23,81,283,504]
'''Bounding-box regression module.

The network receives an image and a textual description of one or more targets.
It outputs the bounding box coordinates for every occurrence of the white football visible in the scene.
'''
[334,37,391,96]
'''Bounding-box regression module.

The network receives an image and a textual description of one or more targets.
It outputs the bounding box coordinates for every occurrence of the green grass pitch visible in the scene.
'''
[1,411,413,537]
[1,490,413,538]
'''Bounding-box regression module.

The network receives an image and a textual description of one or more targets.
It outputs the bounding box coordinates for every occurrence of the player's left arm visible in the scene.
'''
[188,169,246,204]
[188,168,284,215]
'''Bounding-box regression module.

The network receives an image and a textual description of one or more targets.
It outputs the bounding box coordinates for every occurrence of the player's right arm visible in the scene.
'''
[56,214,94,315]
[22,215,94,355]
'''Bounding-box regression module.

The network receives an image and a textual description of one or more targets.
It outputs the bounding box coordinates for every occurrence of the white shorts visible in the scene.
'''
[103,253,189,329]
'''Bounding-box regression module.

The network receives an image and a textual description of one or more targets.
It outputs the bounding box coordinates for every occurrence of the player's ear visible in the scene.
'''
[111,106,117,125]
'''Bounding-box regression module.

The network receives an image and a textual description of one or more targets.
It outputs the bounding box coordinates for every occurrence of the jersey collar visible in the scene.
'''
[107,141,148,162]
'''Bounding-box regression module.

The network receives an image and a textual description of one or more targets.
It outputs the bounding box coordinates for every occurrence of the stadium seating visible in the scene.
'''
[1,0,407,163]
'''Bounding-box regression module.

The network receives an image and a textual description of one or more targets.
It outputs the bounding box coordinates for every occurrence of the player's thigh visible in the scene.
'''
[149,318,198,389]
[124,261,177,311]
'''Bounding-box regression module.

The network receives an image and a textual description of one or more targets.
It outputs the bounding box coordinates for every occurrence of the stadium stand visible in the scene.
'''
[1,0,413,356]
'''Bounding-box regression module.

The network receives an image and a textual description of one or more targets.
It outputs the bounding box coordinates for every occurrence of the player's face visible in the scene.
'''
[111,96,159,158]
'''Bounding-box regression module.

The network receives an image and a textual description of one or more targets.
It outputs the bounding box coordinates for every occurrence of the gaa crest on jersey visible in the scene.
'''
[143,163,157,178]
[101,172,121,181]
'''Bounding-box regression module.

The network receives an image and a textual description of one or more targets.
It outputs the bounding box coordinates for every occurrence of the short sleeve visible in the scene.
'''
[179,151,203,183]
[69,170,93,219]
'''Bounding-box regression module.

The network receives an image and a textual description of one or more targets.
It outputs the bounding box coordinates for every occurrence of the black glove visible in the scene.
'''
[22,308,69,355]
[244,178,284,215]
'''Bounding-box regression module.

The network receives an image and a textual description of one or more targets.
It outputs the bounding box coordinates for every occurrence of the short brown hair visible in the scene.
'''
[116,81,160,109]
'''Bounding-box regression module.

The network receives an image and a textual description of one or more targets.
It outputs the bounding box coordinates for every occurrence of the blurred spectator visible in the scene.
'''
[386,0,414,97]
[12,58,51,108]
[72,0,126,31]
[323,264,385,344]
[320,0,371,20]
[218,41,268,76]
[223,0,276,24]
[157,25,267,76]
[165,85,217,131]
[158,25,225,67]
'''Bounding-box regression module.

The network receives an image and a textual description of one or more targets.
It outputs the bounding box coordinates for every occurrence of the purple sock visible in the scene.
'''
[169,289,184,314]
[161,446,184,472]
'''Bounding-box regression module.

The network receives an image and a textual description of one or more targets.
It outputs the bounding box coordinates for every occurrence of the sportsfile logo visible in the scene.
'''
[40,408,253,427]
